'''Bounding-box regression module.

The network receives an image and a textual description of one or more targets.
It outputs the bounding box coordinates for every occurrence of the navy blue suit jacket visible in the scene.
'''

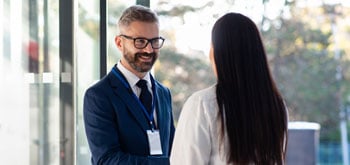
[83,68,175,165]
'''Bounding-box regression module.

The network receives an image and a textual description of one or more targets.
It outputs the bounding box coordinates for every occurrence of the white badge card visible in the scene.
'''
[146,130,163,155]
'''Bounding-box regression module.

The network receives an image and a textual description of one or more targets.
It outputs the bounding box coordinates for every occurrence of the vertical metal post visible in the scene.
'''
[59,0,74,164]
[100,0,107,78]
[42,0,50,164]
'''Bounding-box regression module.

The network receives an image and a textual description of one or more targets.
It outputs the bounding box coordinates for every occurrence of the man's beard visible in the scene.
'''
[123,51,157,73]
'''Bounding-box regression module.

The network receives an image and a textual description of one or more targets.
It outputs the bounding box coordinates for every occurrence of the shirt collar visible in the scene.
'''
[117,61,152,88]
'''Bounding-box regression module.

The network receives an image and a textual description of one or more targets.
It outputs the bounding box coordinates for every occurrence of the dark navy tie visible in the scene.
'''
[136,79,152,114]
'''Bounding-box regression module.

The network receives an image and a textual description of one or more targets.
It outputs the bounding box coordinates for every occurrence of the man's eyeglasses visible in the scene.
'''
[119,34,165,49]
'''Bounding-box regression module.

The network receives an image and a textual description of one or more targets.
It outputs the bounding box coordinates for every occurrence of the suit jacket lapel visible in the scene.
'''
[107,71,149,131]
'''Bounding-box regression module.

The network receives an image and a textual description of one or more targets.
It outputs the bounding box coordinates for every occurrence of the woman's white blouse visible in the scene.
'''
[170,85,229,165]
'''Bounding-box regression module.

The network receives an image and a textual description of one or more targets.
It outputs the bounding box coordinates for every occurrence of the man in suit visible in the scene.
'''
[83,5,175,165]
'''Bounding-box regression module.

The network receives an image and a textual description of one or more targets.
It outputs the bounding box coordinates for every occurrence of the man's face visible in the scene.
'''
[115,21,160,76]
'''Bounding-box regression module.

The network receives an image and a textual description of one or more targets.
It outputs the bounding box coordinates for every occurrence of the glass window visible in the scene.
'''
[0,0,60,164]
[75,1,101,164]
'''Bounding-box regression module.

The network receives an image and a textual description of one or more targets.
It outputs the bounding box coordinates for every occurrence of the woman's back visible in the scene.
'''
[171,12,288,165]
[170,85,228,165]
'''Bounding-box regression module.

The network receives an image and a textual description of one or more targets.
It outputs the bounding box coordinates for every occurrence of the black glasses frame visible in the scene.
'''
[119,34,165,49]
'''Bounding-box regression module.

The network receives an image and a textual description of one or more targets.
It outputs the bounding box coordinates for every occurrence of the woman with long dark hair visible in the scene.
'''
[170,13,288,165]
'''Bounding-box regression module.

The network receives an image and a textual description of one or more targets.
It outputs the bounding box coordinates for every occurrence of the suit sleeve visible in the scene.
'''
[83,87,169,165]
[166,88,176,154]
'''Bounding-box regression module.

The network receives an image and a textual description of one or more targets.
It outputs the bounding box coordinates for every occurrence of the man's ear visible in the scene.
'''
[115,36,123,51]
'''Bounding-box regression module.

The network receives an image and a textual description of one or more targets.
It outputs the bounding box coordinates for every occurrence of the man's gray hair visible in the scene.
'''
[118,5,159,27]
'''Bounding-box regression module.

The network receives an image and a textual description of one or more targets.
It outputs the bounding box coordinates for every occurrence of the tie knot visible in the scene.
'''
[136,79,148,89]
[136,79,152,114]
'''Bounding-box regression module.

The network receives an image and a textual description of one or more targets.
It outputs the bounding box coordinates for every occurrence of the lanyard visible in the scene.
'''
[112,67,157,129]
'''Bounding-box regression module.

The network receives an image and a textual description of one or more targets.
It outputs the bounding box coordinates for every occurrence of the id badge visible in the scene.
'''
[146,130,163,155]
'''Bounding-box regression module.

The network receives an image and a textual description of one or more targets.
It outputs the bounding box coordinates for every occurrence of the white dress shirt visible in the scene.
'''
[116,61,157,126]
[116,61,152,97]
[171,85,230,165]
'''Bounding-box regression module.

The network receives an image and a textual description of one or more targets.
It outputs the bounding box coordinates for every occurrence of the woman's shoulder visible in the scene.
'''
[185,85,218,116]
[189,84,216,102]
